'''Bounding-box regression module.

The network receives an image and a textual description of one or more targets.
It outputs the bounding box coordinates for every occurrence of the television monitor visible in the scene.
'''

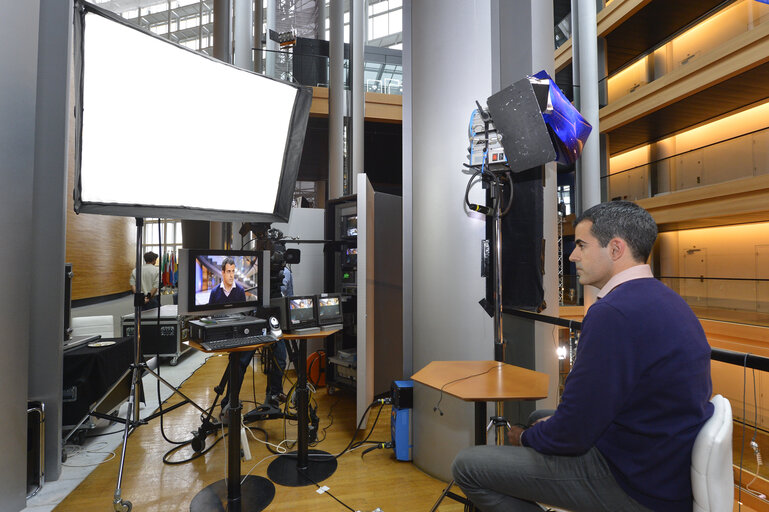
[178,249,267,316]
[287,296,318,331]
[316,294,343,328]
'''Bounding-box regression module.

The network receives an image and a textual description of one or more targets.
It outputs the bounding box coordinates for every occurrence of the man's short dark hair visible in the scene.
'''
[221,257,236,271]
[574,200,658,262]
[143,251,158,264]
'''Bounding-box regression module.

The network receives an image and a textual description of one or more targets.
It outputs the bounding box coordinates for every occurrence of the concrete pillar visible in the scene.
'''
[265,0,277,77]
[315,0,326,39]
[328,0,345,199]
[213,0,232,64]
[254,0,263,72]
[406,0,557,481]
[350,0,365,193]
[29,0,73,484]
[1,2,41,505]
[402,0,414,382]
[233,0,253,70]
[576,0,601,210]
[575,0,601,307]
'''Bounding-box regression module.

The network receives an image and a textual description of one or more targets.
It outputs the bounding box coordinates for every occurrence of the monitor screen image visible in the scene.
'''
[194,254,259,306]
[318,296,341,320]
[177,249,263,315]
[289,297,316,325]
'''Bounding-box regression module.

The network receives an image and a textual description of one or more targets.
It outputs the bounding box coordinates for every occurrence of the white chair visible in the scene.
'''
[692,394,733,512]
[541,394,734,512]
[71,315,115,339]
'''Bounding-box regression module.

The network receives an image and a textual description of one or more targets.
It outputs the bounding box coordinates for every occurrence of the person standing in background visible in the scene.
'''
[130,251,160,311]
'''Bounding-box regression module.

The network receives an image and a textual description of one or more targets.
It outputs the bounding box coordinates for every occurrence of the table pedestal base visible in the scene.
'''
[267,449,337,487]
[189,475,274,512]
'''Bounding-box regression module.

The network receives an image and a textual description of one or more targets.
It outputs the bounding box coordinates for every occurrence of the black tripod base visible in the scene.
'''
[189,475,274,512]
[267,450,337,487]
[243,404,295,423]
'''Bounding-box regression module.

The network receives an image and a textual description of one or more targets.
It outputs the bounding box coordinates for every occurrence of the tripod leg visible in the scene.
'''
[113,366,141,512]
[429,480,455,512]
[142,366,209,415]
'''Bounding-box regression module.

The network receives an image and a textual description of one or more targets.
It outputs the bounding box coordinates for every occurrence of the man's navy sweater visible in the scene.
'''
[209,283,246,304]
[522,278,713,512]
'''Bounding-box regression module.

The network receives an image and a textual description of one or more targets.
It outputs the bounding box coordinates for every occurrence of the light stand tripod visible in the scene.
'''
[111,218,211,512]
[484,171,512,445]
[465,107,515,445]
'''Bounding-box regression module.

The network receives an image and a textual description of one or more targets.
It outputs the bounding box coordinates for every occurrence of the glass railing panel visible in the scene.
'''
[257,47,403,95]
[659,277,769,328]
[604,126,769,200]
[607,0,769,104]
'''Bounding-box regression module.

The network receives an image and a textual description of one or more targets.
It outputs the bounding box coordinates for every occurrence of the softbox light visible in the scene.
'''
[73,3,312,223]
[486,70,591,172]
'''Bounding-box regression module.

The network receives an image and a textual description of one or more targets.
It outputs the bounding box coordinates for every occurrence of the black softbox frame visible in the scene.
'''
[72,2,312,224]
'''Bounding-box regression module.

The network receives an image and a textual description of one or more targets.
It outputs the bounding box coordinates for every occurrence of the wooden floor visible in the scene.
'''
[54,353,767,512]
[54,354,465,512]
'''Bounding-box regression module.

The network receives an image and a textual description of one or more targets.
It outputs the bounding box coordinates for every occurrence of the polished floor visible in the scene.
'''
[53,353,465,512]
[52,351,765,512]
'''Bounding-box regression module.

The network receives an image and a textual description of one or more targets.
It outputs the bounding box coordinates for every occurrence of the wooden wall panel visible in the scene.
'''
[65,100,135,301]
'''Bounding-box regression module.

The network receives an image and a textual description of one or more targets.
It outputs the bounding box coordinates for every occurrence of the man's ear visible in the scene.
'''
[608,237,626,261]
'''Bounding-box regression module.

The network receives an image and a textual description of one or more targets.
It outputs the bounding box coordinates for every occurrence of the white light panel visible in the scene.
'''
[79,11,300,217]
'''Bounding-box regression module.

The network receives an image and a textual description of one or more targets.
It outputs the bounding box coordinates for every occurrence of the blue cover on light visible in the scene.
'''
[532,70,592,166]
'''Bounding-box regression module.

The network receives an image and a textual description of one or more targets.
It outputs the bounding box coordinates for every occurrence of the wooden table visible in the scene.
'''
[267,328,341,487]
[412,360,548,445]
[413,361,548,511]
[188,338,278,512]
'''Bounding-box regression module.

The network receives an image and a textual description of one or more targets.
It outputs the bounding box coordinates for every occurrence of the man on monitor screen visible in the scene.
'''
[208,257,246,304]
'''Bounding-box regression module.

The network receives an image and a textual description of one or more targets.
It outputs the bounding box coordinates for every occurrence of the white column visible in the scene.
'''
[233,0,253,70]
[576,0,601,308]
[1,1,41,503]
[350,0,365,193]
[531,0,559,412]
[265,0,277,77]
[402,0,414,381]
[213,0,232,63]
[409,0,494,480]
[328,0,345,199]
[30,0,72,482]
[577,0,601,210]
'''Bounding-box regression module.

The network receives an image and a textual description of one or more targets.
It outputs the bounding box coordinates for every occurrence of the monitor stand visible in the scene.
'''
[290,326,321,334]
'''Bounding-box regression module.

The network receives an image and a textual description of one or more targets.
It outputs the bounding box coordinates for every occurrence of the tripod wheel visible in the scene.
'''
[191,432,206,453]
[114,499,132,512]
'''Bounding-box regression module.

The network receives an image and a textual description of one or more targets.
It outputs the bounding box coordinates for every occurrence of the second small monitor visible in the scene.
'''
[317,293,343,328]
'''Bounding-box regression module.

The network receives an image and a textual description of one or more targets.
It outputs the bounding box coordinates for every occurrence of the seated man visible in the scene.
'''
[452,201,713,512]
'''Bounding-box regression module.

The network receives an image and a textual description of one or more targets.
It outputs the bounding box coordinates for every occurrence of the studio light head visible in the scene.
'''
[485,70,591,172]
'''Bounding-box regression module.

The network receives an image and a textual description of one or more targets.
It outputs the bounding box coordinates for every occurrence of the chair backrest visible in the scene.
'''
[691,394,733,512]
[71,315,115,339]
